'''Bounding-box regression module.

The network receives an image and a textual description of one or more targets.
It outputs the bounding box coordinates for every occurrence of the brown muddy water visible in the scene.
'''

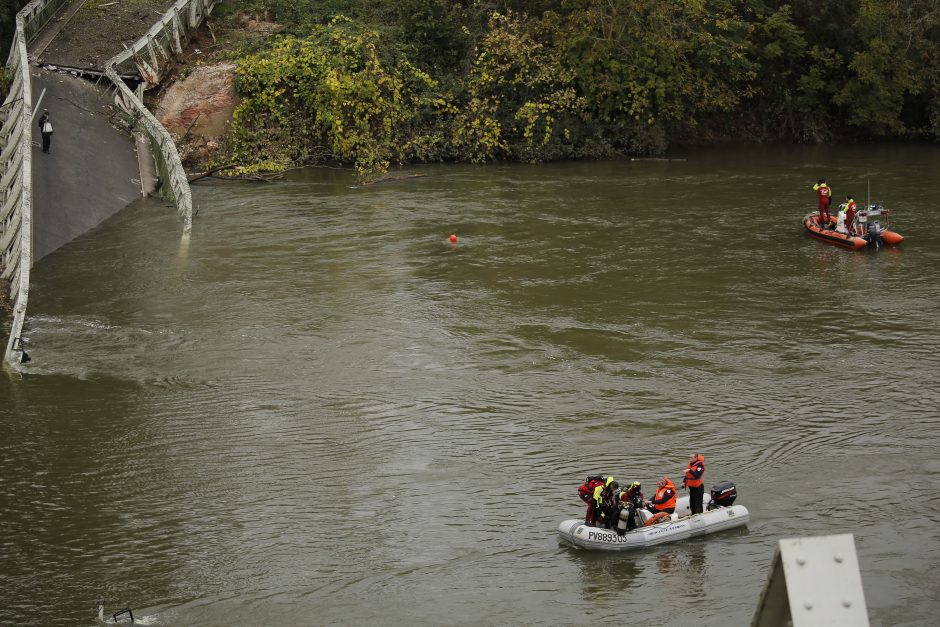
[2,145,940,626]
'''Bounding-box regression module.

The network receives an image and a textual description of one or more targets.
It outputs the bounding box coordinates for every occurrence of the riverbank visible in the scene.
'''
[146,6,281,174]
[144,0,940,180]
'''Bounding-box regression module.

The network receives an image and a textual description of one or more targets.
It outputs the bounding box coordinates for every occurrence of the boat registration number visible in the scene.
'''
[586,530,629,543]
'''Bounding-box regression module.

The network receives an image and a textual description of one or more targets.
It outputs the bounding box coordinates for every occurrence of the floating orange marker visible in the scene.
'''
[449,233,458,243]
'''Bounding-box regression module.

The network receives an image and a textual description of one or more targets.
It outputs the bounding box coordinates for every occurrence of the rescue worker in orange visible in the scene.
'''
[646,476,677,515]
[813,179,832,227]
[844,195,858,234]
[682,453,706,515]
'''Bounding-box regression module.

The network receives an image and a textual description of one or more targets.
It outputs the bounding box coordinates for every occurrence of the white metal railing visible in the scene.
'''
[0,1,68,365]
[20,0,72,44]
[104,0,219,231]
[105,67,193,230]
[1,0,216,365]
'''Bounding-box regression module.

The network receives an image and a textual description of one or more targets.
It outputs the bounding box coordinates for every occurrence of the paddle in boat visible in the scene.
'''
[803,203,903,250]
[558,481,749,551]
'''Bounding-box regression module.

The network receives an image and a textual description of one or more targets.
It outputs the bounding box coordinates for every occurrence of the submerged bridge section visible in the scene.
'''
[1,0,216,367]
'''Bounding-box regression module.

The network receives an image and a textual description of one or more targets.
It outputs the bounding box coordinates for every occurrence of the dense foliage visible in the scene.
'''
[227,0,940,173]
[0,0,29,99]
[0,0,28,56]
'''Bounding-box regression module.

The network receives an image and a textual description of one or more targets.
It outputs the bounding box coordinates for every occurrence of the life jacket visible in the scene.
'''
[578,478,604,504]
[813,183,831,205]
[651,480,677,512]
[685,455,705,488]
[592,476,615,508]
[845,199,858,232]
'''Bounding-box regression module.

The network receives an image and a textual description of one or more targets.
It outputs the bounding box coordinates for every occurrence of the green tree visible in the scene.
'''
[231,18,439,174]
[452,10,585,162]
[1,0,29,64]
[558,0,755,151]
[835,0,940,136]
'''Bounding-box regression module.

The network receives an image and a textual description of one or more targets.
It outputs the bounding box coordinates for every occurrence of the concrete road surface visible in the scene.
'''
[30,67,141,262]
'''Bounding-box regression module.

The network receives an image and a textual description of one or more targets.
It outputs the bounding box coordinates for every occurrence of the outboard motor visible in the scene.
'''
[868,220,884,248]
[707,481,737,509]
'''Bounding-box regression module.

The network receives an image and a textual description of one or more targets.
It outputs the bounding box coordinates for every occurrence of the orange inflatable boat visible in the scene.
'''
[803,204,903,250]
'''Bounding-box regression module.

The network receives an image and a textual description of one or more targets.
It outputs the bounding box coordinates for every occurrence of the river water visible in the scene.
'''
[2,145,939,626]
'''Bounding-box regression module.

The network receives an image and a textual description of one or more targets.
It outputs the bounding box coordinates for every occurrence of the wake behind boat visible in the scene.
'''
[559,482,749,551]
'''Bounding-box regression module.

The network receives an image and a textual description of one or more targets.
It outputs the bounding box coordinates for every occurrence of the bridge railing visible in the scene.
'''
[0,1,69,365]
[104,0,219,232]
[105,69,193,232]
[19,0,72,45]
[1,0,216,365]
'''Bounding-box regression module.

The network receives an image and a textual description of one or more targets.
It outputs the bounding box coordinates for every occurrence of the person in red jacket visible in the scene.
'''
[813,179,832,227]
[646,476,677,514]
[844,195,858,234]
[682,453,706,514]
[578,475,606,526]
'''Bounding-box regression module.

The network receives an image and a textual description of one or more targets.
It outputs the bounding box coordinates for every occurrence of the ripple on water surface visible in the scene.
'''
[5,150,940,625]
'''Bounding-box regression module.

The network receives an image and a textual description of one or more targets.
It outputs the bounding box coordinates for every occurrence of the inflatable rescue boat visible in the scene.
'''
[803,204,903,250]
[558,481,748,551]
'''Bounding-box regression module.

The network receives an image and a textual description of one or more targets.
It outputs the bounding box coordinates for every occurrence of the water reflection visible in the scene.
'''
[567,548,643,603]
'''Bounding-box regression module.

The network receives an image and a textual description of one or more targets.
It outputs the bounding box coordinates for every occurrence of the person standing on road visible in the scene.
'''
[38,109,53,154]
[682,453,706,514]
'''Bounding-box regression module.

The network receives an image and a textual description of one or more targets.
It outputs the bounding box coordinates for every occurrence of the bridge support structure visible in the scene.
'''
[0,0,72,366]
[1,0,217,367]
[103,0,221,234]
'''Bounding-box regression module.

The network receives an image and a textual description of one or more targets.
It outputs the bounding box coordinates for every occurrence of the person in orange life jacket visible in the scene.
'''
[844,195,858,234]
[813,179,832,227]
[578,475,606,526]
[646,476,677,514]
[682,453,706,515]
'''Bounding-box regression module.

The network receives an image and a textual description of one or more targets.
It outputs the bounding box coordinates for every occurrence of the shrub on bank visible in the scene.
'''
[222,0,940,176]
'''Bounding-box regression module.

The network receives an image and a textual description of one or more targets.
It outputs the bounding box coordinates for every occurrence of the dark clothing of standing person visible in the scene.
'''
[38,110,52,153]
[591,476,617,528]
[619,482,644,531]
[682,453,706,515]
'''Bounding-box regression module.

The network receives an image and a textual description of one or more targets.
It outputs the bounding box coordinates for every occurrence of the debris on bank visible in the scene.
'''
[37,0,178,70]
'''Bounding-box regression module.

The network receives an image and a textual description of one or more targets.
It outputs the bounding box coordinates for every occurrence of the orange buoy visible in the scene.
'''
[644,512,671,527]
[449,233,457,243]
